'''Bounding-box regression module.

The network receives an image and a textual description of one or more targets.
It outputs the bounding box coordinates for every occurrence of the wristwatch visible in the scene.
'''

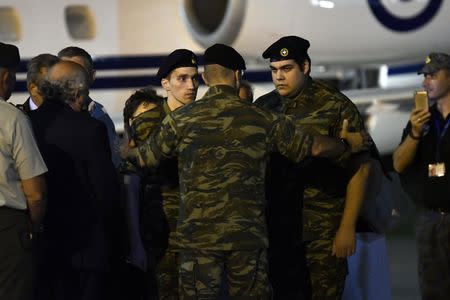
[408,131,421,140]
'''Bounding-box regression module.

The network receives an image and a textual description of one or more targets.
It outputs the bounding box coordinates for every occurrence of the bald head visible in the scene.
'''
[42,61,89,108]
[47,60,87,83]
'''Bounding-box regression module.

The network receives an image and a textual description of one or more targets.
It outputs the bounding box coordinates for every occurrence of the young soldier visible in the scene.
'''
[155,49,199,299]
[122,49,199,299]
[255,36,371,299]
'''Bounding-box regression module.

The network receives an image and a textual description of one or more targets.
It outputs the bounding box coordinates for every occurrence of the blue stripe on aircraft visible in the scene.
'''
[17,55,425,74]
[14,55,421,92]
[368,0,443,32]
[13,69,272,92]
[387,63,423,75]
[17,54,206,73]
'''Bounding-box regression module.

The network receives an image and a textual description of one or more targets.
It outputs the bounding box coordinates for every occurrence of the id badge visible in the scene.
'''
[428,162,446,177]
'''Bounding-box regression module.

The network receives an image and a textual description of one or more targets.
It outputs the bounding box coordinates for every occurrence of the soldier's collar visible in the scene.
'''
[205,84,238,98]
[283,76,311,101]
[163,98,172,115]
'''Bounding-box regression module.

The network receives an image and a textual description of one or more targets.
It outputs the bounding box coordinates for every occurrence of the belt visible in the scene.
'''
[0,206,28,228]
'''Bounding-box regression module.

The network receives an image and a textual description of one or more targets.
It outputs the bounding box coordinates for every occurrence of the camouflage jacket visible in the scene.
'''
[134,84,314,250]
[120,99,181,249]
[255,77,365,240]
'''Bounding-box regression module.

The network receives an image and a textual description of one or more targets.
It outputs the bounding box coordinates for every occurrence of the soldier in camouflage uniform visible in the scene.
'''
[122,49,200,300]
[126,43,365,299]
[155,49,199,300]
[255,36,371,299]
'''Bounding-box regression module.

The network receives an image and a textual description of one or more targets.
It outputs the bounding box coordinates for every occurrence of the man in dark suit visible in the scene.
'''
[29,60,119,300]
[16,54,59,113]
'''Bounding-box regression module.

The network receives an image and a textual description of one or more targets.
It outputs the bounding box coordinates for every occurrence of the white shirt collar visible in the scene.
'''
[29,97,39,110]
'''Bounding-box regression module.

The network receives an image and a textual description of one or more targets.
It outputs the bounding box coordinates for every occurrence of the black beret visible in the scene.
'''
[418,52,450,74]
[262,36,310,62]
[0,42,20,69]
[204,44,246,71]
[157,49,198,79]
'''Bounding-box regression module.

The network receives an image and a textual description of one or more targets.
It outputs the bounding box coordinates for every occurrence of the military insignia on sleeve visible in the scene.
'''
[280,48,289,57]
[425,56,431,64]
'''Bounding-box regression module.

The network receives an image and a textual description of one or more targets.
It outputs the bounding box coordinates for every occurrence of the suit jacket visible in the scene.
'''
[15,97,32,114]
[29,100,119,270]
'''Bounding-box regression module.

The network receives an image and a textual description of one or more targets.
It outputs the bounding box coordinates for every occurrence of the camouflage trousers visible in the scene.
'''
[178,249,271,299]
[155,250,179,300]
[416,210,450,300]
[304,239,347,300]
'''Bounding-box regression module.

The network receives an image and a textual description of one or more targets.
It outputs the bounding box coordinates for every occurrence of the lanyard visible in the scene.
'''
[433,116,450,161]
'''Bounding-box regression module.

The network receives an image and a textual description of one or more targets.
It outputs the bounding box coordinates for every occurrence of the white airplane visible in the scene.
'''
[2,0,450,154]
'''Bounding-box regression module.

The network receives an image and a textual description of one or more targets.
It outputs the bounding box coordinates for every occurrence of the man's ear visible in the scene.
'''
[0,69,8,86]
[91,69,97,84]
[202,72,209,86]
[235,70,242,86]
[74,89,85,107]
[28,82,38,94]
[161,78,170,91]
[303,61,310,75]
[27,82,33,93]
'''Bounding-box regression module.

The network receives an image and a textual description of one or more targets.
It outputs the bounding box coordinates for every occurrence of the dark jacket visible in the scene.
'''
[29,100,119,270]
[15,97,32,114]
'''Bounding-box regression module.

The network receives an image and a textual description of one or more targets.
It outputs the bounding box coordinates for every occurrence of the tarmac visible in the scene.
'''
[387,234,420,300]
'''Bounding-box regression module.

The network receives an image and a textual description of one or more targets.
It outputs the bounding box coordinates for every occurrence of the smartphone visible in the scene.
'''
[414,90,429,111]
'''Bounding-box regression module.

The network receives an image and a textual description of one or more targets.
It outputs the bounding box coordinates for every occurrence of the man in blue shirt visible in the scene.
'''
[58,46,119,166]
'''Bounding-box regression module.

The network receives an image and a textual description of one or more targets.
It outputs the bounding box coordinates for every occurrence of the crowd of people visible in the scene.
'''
[0,35,449,300]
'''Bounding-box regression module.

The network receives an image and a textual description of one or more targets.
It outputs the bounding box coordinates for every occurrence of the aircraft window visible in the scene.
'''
[0,7,21,41]
[65,5,96,40]
[188,0,228,33]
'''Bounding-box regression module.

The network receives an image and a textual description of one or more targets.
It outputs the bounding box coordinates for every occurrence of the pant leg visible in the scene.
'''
[156,250,179,300]
[416,211,450,300]
[178,250,224,300]
[0,209,34,300]
[342,232,391,300]
[226,249,271,299]
[268,242,308,300]
[79,270,108,300]
[108,262,146,300]
[52,261,82,300]
[304,239,347,300]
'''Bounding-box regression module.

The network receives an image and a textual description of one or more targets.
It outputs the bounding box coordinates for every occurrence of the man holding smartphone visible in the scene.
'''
[393,52,450,299]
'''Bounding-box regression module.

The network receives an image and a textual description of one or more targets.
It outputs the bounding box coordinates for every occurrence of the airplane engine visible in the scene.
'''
[180,0,450,65]
[179,0,246,49]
